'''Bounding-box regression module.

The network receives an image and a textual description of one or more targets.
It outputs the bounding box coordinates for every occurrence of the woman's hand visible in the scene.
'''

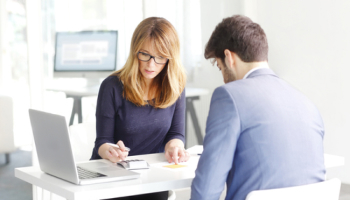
[165,139,190,164]
[98,140,129,163]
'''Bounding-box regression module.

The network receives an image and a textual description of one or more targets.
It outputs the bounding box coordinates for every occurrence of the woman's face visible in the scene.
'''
[138,39,167,81]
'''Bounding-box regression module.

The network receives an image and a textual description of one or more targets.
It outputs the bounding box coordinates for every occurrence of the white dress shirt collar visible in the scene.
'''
[243,65,269,79]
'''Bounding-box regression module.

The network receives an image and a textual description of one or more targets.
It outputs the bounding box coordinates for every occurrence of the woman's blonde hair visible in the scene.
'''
[112,17,186,108]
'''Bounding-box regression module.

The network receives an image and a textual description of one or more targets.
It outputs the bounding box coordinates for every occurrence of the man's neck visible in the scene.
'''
[246,61,269,70]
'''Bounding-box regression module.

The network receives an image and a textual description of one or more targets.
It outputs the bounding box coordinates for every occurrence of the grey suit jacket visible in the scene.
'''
[191,68,325,200]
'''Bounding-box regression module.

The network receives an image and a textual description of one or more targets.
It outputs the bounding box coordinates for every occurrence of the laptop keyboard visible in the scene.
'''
[77,166,106,179]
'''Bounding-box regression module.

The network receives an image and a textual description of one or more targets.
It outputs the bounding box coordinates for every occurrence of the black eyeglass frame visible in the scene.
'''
[137,52,169,64]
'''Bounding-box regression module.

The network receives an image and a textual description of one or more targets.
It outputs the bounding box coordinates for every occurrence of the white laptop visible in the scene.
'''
[28,109,140,185]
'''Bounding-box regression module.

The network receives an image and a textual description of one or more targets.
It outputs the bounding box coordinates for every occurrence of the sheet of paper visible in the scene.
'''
[186,145,203,155]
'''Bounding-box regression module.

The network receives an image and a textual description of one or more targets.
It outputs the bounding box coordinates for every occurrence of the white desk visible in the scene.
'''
[16,146,201,200]
[15,145,344,200]
[324,154,345,169]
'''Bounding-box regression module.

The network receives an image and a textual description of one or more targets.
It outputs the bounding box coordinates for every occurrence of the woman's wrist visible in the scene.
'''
[165,139,184,151]
[164,139,189,164]
[98,143,110,159]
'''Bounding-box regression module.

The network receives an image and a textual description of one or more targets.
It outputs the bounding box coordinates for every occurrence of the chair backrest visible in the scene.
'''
[69,122,96,162]
[246,178,341,200]
[0,94,16,153]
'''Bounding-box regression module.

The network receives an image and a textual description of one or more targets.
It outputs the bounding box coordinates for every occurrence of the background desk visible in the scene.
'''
[48,86,209,147]
[15,145,344,200]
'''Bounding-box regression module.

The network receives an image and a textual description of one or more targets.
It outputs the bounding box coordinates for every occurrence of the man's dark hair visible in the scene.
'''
[205,15,268,63]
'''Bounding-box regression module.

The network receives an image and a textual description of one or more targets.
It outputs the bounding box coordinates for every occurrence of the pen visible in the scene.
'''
[106,143,131,152]
[197,154,202,155]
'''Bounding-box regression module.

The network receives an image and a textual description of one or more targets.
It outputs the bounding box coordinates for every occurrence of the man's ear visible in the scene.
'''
[224,49,235,69]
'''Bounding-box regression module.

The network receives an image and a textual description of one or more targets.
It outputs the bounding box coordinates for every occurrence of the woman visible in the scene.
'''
[91,17,189,200]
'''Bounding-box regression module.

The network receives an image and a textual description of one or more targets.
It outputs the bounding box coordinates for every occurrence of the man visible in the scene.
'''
[190,15,325,200]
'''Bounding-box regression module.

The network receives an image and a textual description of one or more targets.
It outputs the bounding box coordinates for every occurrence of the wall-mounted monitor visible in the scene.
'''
[53,31,118,83]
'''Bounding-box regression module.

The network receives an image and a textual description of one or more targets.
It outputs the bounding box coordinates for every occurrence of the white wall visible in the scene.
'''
[257,0,350,184]
[186,0,245,148]
[0,0,9,90]
[196,0,350,183]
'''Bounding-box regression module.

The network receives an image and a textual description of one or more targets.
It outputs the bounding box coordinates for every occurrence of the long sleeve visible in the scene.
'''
[191,86,241,200]
[91,77,121,160]
[91,76,186,158]
[163,89,186,145]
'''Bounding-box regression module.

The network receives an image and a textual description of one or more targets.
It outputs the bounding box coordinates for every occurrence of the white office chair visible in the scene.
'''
[245,178,341,200]
[69,122,176,200]
[69,122,96,162]
[0,94,17,164]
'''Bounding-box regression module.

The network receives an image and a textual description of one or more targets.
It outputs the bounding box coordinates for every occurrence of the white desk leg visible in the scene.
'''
[33,186,43,200]
[34,186,55,200]
[33,185,38,200]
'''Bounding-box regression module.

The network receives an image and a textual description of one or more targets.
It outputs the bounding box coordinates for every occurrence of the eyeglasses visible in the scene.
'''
[137,52,168,64]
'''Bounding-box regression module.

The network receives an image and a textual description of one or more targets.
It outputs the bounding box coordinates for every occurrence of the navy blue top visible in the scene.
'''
[91,75,186,159]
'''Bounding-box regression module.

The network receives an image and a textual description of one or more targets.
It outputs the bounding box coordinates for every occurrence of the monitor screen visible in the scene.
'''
[54,31,118,78]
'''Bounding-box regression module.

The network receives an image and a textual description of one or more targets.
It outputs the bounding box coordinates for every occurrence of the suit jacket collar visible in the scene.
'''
[246,68,278,79]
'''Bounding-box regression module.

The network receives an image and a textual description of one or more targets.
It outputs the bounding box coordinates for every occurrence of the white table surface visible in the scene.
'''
[16,146,201,200]
[324,154,345,169]
[15,145,344,200]
[47,85,209,98]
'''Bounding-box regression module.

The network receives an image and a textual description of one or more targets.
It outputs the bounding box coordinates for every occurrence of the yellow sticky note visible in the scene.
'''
[163,164,187,169]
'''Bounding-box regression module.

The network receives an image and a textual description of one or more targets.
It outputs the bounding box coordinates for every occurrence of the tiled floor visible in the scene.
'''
[0,150,32,200]
[340,184,350,200]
